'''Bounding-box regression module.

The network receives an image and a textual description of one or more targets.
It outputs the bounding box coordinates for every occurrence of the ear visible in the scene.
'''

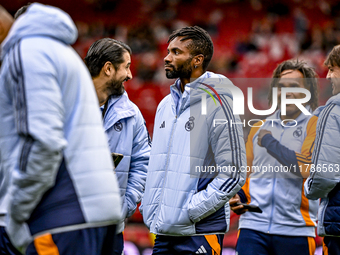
[102,61,115,77]
[193,54,204,69]
[0,19,5,41]
[0,8,14,44]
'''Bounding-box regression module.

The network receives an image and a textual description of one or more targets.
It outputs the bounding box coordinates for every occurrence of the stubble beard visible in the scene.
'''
[165,57,193,79]
[107,78,125,97]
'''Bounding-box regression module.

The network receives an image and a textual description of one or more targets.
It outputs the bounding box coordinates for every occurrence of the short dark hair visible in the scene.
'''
[84,38,132,77]
[14,3,31,20]
[324,45,340,67]
[168,26,214,71]
[268,59,319,111]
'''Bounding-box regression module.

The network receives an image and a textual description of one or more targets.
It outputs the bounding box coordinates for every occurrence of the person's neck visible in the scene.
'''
[179,70,204,93]
[92,77,110,106]
[0,10,14,44]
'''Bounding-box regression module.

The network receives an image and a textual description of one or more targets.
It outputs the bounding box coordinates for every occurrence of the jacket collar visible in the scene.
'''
[268,106,312,127]
[169,72,213,114]
[101,92,136,131]
[168,71,234,115]
[314,93,340,117]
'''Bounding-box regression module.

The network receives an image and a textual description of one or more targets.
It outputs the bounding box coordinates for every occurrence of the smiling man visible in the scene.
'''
[141,26,246,255]
[230,59,320,255]
[305,45,340,255]
[85,38,150,255]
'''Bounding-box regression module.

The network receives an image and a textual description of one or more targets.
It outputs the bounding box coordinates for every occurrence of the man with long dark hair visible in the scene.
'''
[230,59,319,255]
[85,38,150,255]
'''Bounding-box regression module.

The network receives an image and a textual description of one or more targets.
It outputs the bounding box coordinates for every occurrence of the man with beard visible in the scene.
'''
[305,45,340,254]
[141,26,246,254]
[85,38,150,255]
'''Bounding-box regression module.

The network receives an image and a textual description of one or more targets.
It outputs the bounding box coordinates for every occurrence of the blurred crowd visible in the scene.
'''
[54,0,337,134]
[3,0,339,88]
[70,0,339,82]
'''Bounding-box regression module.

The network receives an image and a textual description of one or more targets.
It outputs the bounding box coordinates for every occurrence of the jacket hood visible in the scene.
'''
[268,106,312,127]
[170,71,236,110]
[1,3,77,59]
[314,93,340,117]
[190,71,234,99]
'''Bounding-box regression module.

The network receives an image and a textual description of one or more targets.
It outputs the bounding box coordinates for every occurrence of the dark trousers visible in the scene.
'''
[323,236,340,255]
[236,228,315,255]
[0,227,21,255]
[113,232,124,255]
[26,225,116,255]
[152,234,224,255]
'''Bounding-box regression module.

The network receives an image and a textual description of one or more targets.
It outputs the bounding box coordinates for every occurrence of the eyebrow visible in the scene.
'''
[280,70,295,77]
[168,47,183,52]
[277,80,301,86]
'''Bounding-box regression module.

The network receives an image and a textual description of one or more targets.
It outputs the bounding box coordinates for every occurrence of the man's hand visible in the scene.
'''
[229,194,248,215]
[257,129,272,147]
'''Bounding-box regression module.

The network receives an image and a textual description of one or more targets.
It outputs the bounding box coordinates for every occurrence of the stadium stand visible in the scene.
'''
[2,0,337,254]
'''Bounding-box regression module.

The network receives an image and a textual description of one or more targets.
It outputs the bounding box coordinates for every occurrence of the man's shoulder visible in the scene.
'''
[321,103,340,120]
[330,103,340,115]
[316,104,340,139]
[156,94,172,113]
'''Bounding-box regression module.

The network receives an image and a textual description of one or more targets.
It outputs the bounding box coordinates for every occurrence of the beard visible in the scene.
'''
[165,57,193,79]
[106,77,126,97]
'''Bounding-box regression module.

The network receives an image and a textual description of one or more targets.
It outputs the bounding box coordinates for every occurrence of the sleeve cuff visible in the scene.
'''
[237,189,247,203]
[261,133,275,148]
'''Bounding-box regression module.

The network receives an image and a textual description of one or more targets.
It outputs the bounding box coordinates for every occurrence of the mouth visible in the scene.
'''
[165,65,173,71]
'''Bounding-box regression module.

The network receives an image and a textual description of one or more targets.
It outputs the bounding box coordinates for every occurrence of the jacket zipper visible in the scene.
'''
[268,126,285,233]
[151,115,178,232]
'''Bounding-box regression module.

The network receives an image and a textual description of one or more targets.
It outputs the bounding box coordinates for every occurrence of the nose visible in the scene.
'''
[285,93,293,98]
[127,68,133,80]
[284,89,294,98]
[326,70,331,80]
[164,53,171,63]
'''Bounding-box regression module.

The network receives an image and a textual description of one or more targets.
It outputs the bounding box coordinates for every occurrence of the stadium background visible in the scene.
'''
[2,0,339,254]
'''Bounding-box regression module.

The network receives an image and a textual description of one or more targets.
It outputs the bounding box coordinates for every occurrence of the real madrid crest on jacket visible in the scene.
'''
[141,71,247,236]
[185,116,195,131]
[293,126,303,138]
[113,121,123,132]
[101,92,150,233]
